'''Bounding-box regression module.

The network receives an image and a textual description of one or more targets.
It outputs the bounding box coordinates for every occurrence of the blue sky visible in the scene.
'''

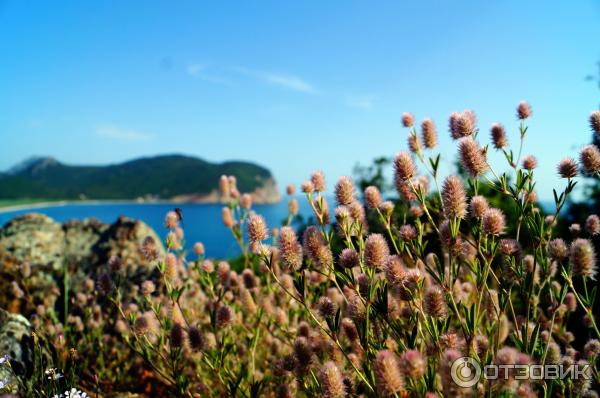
[0,1,599,200]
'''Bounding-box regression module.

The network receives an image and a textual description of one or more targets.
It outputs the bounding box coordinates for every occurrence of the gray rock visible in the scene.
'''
[0,309,34,394]
[0,213,165,316]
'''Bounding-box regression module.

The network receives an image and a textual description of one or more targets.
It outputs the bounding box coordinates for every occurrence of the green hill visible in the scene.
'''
[0,155,279,203]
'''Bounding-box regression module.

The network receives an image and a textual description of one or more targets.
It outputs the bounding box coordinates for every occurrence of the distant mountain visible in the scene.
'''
[0,155,280,203]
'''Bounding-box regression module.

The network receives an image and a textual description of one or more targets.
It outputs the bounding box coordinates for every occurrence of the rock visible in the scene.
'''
[0,214,165,316]
[0,213,65,273]
[0,309,34,393]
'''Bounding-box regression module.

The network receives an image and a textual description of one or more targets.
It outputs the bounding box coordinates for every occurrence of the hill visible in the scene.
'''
[0,155,280,203]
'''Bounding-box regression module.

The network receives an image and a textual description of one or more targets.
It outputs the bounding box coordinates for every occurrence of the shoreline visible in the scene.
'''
[0,197,284,214]
[0,200,162,214]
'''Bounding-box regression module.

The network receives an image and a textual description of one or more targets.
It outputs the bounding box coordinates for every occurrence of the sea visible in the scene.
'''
[0,198,318,259]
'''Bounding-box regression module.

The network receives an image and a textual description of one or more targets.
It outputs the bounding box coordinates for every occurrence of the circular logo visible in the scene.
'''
[450,357,481,388]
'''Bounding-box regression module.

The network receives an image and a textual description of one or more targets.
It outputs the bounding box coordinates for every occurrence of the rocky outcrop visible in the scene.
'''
[0,213,165,316]
[0,309,34,394]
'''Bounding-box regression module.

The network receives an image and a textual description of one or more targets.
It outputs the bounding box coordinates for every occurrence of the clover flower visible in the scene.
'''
[421,118,437,148]
[490,122,508,149]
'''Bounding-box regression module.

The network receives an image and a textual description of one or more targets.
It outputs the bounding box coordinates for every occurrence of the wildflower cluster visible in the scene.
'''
[94,102,600,397]
[8,103,600,397]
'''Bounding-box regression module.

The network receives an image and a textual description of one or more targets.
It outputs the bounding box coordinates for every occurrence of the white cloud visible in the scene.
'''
[346,95,376,110]
[95,125,152,142]
[186,63,235,86]
[186,63,205,77]
[233,67,318,94]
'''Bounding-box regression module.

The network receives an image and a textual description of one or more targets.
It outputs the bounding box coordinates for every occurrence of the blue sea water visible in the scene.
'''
[0,198,318,259]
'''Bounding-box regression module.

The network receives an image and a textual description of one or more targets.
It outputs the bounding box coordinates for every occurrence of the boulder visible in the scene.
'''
[0,214,165,316]
[0,309,34,394]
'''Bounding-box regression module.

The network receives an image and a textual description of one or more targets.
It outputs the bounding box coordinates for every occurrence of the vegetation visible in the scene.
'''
[2,102,600,397]
[0,155,275,201]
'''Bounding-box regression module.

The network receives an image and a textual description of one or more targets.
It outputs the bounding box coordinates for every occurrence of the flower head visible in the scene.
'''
[490,122,508,149]
[374,350,404,396]
[407,134,421,153]
[45,368,64,381]
[449,110,477,139]
[590,110,600,135]
[364,234,389,268]
[585,214,600,236]
[470,195,489,219]
[548,238,568,260]
[424,286,447,318]
[482,208,505,235]
[364,186,382,209]
[311,171,326,192]
[442,175,467,219]
[247,212,268,243]
[335,176,355,206]
[522,155,537,170]
[421,118,437,148]
[319,361,346,398]
[339,248,360,269]
[517,101,532,119]
[580,145,600,175]
[570,238,597,279]
[557,158,578,178]
[458,137,488,177]
[141,236,159,261]
[394,152,416,183]
[401,112,414,127]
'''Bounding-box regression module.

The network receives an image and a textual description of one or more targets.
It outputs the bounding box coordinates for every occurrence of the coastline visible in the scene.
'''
[0,196,283,214]
[0,199,160,214]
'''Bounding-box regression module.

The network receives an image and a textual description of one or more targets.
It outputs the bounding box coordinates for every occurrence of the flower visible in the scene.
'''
[458,137,488,177]
[424,286,448,318]
[247,212,269,243]
[311,170,326,192]
[449,110,477,139]
[570,238,597,279]
[334,176,355,205]
[442,175,467,219]
[364,234,389,268]
[470,195,489,219]
[490,122,508,149]
[374,350,404,396]
[364,186,382,209]
[393,152,416,182]
[590,110,600,135]
[557,158,578,178]
[319,361,346,398]
[522,155,537,170]
[45,368,64,380]
[53,389,89,398]
[517,100,532,119]
[580,144,600,175]
[482,208,506,235]
[0,355,8,365]
[141,236,159,261]
[421,118,437,148]
[401,112,414,127]
[278,226,303,271]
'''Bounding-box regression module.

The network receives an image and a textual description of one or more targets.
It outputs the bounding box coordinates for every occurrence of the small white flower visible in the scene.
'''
[0,379,8,389]
[0,355,8,365]
[45,368,64,380]
[61,388,88,398]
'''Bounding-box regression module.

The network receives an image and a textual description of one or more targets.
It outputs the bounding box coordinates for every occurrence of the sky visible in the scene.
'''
[0,1,599,200]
